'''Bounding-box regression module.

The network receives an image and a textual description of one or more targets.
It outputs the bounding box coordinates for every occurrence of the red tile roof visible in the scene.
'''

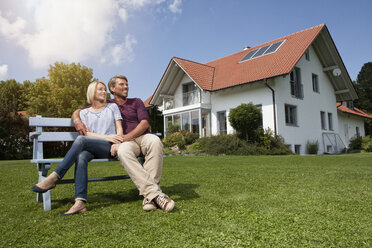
[173,24,325,91]
[336,103,372,119]
[143,95,153,108]
[173,57,215,90]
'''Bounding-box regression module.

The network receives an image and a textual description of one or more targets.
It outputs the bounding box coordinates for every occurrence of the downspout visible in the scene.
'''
[264,79,277,136]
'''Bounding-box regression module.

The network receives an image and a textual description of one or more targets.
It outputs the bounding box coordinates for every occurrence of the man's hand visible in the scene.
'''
[120,134,132,142]
[105,135,124,144]
[74,119,88,136]
[110,144,120,156]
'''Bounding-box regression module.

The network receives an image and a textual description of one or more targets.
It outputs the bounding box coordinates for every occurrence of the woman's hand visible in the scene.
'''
[104,135,124,144]
[110,144,120,156]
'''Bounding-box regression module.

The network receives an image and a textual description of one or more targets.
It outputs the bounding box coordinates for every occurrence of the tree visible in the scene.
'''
[228,103,262,141]
[27,62,94,117]
[0,79,24,118]
[354,62,372,135]
[354,62,372,112]
[147,106,164,136]
[0,80,32,159]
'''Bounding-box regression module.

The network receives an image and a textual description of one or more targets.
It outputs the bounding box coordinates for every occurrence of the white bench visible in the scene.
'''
[29,115,143,211]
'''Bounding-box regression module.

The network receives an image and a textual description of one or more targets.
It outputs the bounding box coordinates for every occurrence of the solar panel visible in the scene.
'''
[251,45,271,58]
[240,40,285,63]
[240,49,258,62]
[264,40,284,54]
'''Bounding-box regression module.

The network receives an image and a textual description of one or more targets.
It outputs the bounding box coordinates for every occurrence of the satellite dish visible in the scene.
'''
[333,68,341,77]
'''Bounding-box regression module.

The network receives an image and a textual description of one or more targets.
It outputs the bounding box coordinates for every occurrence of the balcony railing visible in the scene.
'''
[183,90,199,106]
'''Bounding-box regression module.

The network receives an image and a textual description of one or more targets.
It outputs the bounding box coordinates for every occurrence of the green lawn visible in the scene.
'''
[1,153,372,247]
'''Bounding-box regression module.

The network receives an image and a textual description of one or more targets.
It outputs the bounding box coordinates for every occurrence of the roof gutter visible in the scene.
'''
[264,78,277,136]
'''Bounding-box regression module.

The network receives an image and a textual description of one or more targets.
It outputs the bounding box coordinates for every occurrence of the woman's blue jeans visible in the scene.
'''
[54,136,112,202]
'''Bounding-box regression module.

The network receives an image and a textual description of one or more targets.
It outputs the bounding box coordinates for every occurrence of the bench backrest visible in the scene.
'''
[29,115,79,160]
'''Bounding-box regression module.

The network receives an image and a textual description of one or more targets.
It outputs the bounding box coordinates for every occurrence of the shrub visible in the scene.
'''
[306,140,319,154]
[188,141,202,153]
[166,123,180,136]
[162,130,199,150]
[197,134,265,155]
[362,136,372,152]
[256,128,293,155]
[228,103,262,142]
[349,135,363,151]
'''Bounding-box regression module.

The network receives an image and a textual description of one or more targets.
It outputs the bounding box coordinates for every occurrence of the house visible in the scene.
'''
[148,24,372,154]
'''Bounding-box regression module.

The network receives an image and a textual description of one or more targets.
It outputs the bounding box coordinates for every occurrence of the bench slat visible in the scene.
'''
[31,132,79,142]
[29,116,74,127]
[31,158,118,164]
[57,175,130,184]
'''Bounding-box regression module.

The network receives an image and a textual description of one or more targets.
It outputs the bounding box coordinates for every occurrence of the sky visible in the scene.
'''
[0,0,371,101]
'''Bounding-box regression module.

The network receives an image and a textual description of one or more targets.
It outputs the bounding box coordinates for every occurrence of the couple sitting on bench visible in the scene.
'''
[31,75,174,216]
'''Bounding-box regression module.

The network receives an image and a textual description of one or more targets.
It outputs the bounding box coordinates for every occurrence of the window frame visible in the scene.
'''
[285,104,298,126]
[290,67,303,99]
[305,49,310,61]
[327,112,333,131]
[320,111,327,130]
[217,110,227,135]
[312,73,319,93]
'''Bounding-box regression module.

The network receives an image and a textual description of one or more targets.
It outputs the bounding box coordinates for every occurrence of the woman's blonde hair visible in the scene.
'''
[86,81,106,104]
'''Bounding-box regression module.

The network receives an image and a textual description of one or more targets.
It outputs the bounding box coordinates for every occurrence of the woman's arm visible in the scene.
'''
[86,132,124,144]
[115,120,123,135]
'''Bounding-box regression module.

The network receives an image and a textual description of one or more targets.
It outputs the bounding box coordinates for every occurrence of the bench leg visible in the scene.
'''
[36,163,52,211]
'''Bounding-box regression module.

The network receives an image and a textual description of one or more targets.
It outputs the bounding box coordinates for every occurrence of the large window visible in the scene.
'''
[191,110,199,133]
[285,104,297,126]
[320,111,326,130]
[182,112,190,131]
[312,74,319,93]
[217,111,227,134]
[290,67,303,99]
[202,109,210,137]
[164,109,210,137]
[182,83,199,106]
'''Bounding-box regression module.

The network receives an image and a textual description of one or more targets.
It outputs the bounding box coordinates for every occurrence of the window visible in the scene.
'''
[202,109,211,137]
[312,74,319,93]
[191,110,199,133]
[285,104,297,126]
[290,67,303,99]
[305,49,310,61]
[295,145,301,154]
[328,113,333,130]
[182,112,190,131]
[182,83,199,106]
[320,111,326,130]
[217,111,227,134]
[255,104,263,127]
[356,126,360,137]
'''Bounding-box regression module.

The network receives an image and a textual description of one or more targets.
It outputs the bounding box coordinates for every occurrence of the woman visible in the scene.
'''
[31,81,123,216]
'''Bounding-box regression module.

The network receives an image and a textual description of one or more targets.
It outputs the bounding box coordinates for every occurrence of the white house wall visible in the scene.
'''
[210,82,274,135]
[338,112,366,147]
[274,45,339,154]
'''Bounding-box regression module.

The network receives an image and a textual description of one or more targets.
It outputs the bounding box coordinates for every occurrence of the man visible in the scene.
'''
[72,75,174,212]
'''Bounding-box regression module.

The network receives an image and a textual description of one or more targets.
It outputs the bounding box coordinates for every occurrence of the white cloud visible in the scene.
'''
[0,0,181,69]
[118,8,129,23]
[168,0,182,14]
[108,34,137,65]
[0,64,9,80]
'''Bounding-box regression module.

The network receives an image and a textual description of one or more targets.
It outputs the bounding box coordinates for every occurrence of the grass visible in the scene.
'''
[1,153,372,247]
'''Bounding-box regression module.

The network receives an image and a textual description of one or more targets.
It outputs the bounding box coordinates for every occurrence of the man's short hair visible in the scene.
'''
[87,81,106,104]
[108,75,128,94]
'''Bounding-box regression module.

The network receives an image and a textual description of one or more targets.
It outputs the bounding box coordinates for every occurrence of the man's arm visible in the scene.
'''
[121,120,150,142]
[72,109,88,135]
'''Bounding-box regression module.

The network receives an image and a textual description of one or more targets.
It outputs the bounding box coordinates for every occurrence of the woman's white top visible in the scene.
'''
[80,103,122,135]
